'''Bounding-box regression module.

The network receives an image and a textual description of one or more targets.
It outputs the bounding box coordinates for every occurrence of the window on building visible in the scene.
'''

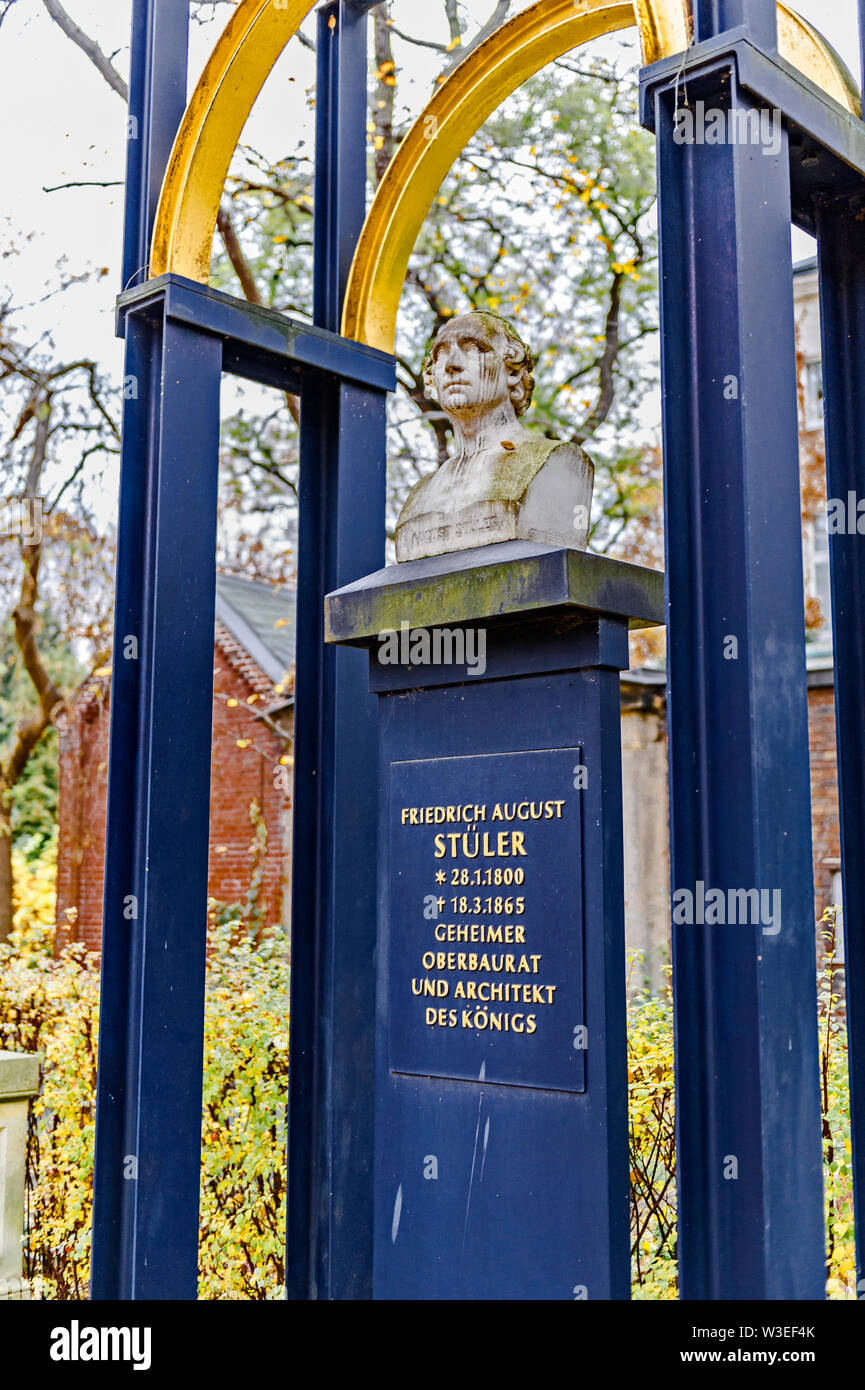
[813,517,832,636]
[803,514,833,642]
[830,868,845,966]
[804,359,824,429]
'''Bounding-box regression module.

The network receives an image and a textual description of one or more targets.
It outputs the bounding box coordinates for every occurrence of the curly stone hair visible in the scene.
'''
[422,311,536,416]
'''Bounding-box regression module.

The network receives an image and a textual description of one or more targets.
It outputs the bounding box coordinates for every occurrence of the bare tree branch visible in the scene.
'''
[42,0,128,101]
[217,205,301,427]
[43,180,123,193]
[444,0,510,73]
[4,409,63,795]
[372,10,397,188]
[217,206,264,307]
[0,1,20,32]
[572,272,623,446]
[386,23,447,54]
[444,0,462,45]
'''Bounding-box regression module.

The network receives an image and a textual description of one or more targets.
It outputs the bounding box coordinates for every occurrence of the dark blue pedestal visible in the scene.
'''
[326,541,664,1300]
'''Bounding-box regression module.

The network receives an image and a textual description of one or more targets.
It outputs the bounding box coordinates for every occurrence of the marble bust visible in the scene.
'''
[395,311,594,563]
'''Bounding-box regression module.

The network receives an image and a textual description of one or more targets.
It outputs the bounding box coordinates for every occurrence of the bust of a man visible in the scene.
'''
[395,311,594,563]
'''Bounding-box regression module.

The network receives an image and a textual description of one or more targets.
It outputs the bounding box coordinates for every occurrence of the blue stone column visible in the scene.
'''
[642,35,825,1297]
[327,541,663,1300]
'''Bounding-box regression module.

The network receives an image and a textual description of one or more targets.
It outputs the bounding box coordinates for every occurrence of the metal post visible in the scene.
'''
[313,0,374,333]
[652,65,825,1297]
[814,202,865,1291]
[91,308,222,1299]
[122,0,189,291]
[93,0,200,1301]
[692,0,778,50]
[286,0,388,1299]
[859,1,865,119]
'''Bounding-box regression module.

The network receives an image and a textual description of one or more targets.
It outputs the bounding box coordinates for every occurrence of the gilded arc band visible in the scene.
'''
[150,0,859,352]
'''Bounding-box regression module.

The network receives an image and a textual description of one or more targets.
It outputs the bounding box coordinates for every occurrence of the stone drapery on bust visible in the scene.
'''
[394,311,594,563]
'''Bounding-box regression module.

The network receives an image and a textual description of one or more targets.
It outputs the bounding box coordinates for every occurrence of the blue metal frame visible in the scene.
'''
[122,0,189,291]
[693,0,777,50]
[640,0,865,1298]
[91,296,223,1298]
[93,0,865,1300]
[93,0,393,1300]
[93,0,200,1300]
[286,0,388,1300]
[815,208,865,1294]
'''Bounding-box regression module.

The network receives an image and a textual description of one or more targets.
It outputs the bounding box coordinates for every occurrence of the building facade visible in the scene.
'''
[55,576,295,952]
[620,258,841,990]
[55,270,839,981]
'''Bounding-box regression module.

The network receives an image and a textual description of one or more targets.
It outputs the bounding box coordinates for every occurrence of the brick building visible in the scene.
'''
[56,268,840,979]
[620,659,841,990]
[55,576,296,952]
[620,257,842,989]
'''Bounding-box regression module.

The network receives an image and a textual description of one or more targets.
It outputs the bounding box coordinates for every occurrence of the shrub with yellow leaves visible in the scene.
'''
[0,848,853,1300]
[198,914,289,1299]
[0,863,289,1300]
[628,937,855,1300]
[12,831,58,933]
[627,961,677,1300]
[0,912,98,1300]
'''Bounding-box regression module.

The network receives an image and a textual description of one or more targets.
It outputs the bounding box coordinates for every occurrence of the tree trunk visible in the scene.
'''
[0,795,13,941]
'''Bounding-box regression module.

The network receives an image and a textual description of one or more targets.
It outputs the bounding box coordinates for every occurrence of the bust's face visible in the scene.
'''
[428,317,510,419]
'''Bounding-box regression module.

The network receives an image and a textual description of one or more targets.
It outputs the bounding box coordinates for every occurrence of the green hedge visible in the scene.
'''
[0,910,288,1300]
[0,889,854,1299]
[628,911,855,1300]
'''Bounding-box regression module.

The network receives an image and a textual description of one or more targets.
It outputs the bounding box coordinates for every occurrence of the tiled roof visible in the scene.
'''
[214,575,296,686]
[214,620,276,697]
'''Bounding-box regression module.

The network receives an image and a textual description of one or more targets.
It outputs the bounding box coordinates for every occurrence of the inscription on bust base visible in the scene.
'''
[388,749,586,1094]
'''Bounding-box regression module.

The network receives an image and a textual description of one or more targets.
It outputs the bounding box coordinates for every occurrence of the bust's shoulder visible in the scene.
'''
[543,438,593,465]
[507,436,593,488]
[527,439,594,481]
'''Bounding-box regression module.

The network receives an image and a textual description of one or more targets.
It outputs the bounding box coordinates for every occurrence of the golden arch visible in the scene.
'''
[344,0,859,350]
[151,0,687,282]
[152,0,319,282]
[152,0,860,352]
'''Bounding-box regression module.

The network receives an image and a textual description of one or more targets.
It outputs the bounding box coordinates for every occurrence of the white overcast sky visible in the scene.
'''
[0,1,861,414]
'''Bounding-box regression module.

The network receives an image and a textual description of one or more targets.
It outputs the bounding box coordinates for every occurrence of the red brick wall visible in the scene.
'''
[55,656,839,957]
[55,647,292,952]
[208,647,292,925]
[808,684,841,926]
[55,683,111,949]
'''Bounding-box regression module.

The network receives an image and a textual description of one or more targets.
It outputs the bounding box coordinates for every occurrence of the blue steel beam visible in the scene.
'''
[693,0,777,49]
[286,0,390,1299]
[313,0,377,333]
[116,274,396,392]
[288,379,387,1301]
[640,38,865,237]
[814,203,865,1293]
[91,307,221,1299]
[94,0,208,1301]
[122,0,189,292]
[647,60,825,1297]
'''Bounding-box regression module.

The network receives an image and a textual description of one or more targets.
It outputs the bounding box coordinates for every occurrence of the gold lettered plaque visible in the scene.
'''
[387,749,586,1093]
